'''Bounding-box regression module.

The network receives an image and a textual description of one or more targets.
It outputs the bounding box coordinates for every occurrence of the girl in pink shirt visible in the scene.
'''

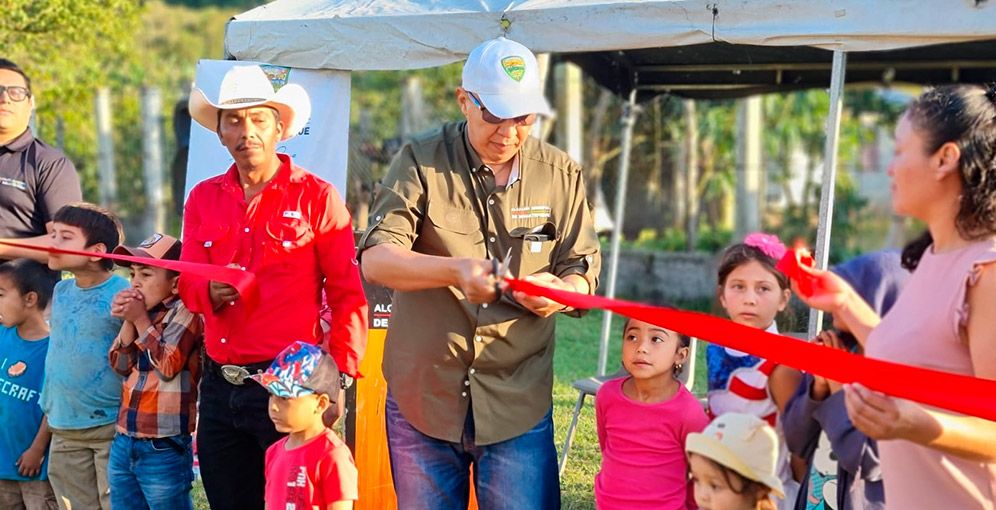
[595,317,710,509]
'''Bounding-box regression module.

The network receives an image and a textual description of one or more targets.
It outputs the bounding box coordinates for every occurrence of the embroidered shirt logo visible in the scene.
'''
[510,205,551,220]
[0,177,27,191]
[501,56,526,82]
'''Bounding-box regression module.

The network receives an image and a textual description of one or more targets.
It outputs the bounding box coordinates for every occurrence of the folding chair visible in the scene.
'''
[557,338,698,477]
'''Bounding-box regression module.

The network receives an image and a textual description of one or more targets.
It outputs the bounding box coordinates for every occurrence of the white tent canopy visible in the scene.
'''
[224,0,996,375]
[227,0,996,71]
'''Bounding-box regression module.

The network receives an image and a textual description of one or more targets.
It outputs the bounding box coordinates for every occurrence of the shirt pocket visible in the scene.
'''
[509,223,558,277]
[264,217,316,267]
[191,224,235,265]
[424,200,482,257]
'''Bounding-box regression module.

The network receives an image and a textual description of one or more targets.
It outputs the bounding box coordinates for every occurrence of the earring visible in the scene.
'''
[675,363,683,371]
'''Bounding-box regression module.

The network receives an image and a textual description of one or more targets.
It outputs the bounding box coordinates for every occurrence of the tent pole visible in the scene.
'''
[807,50,847,338]
[597,89,639,376]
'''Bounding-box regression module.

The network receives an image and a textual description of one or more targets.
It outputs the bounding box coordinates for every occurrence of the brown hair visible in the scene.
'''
[900,85,996,270]
[53,203,123,271]
[695,455,777,510]
[717,243,789,290]
[622,316,690,377]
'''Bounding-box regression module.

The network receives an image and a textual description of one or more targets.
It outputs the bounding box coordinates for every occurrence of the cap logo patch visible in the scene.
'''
[139,233,163,248]
[501,56,526,82]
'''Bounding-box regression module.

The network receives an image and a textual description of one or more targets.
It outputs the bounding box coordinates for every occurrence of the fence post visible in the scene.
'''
[95,88,117,209]
[142,86,165,234]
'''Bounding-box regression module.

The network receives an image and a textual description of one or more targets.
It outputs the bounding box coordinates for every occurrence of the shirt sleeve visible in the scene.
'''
[320,445,359,503]
[550,163,601,296]
[595,382,609,452]
[314,184,368,378]
[357,144,427,254]
[812,389,882,480]
[781,374,824,460]
[108,335,138,377]
[178,187,214,315]
[35,151,82,225]
[135,304,204,381]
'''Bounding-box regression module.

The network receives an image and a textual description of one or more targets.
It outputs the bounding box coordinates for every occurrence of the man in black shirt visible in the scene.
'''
[0,58,81,262]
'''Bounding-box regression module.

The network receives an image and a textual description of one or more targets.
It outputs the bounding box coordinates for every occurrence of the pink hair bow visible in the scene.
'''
[744,232,787,260]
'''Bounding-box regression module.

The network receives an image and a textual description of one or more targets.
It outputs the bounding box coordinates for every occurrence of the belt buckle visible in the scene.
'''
[220,365,250,385]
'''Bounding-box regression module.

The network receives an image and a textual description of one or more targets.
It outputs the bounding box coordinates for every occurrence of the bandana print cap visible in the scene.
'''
[249,341,340,398]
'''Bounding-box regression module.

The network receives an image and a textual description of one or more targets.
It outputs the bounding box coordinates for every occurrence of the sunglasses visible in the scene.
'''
[468,92,536,126]
[0,85,30,102]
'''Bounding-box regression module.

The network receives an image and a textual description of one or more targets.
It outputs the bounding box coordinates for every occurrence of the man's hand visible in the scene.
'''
[512,272,579,318]
[16,446,45,478]
[454,258,498,304]
[209,280,240,310]
[322,390,346,427]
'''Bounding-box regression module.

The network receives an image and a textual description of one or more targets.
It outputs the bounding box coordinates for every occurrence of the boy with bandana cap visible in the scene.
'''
[251,341,358,510]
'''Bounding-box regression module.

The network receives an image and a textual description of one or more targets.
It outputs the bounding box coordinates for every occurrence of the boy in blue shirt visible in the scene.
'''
[0,258,59,509]
[41,203,129,510]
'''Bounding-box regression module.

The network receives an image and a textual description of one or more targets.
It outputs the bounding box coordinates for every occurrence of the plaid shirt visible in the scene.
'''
[108,296,203,438]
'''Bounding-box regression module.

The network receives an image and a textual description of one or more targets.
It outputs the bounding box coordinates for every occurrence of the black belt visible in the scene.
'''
[204,357,272,386]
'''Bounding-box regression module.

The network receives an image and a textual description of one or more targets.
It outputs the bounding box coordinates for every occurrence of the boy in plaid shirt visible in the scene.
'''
[107,234,203,510]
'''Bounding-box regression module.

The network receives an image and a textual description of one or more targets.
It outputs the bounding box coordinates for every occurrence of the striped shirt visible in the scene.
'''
[108,296,203,438]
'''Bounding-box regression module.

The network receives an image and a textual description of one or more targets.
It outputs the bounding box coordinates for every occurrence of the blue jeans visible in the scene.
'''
[385,392,560,510]
[107,433,194,510]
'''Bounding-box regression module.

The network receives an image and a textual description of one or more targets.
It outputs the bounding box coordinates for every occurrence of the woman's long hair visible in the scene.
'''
[900,85,996,270]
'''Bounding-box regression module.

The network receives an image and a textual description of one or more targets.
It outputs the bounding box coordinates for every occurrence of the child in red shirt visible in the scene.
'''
[250,341,358,510]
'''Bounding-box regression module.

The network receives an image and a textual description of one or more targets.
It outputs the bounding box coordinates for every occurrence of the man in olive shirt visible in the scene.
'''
[360,37,600,509]
[0,59,82,262]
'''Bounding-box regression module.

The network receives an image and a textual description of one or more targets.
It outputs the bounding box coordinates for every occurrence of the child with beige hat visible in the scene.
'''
[686,413,784,510]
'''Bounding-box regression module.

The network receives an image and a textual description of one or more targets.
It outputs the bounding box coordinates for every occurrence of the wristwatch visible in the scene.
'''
[339,373,354,390]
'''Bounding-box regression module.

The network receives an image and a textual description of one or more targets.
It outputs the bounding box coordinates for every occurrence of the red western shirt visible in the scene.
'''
[179,154,367,376]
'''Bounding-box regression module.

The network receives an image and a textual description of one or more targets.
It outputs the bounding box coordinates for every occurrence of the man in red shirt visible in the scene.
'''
[180,64,367,510]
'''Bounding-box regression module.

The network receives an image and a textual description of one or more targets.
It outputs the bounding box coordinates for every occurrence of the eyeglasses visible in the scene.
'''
[468,92,536,126]
[0,85,30,102]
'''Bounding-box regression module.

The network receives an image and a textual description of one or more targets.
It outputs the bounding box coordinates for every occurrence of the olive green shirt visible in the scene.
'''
[359,121,601,445]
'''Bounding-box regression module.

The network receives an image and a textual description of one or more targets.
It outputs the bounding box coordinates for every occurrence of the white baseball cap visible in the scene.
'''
[461,37,554,120]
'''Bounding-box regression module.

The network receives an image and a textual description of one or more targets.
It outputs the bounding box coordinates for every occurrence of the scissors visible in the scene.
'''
[490,247,512,302]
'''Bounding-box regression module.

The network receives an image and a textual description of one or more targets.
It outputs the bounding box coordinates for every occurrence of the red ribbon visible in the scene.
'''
[775,245,825,298]
[505,277,996,422]
[0,240,259,309]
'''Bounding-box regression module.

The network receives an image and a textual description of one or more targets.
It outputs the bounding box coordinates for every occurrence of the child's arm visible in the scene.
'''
[16,415,51,478]
[325,502,353,510]
[108,321,139,376]
[768,364,801,415]
[136,305,203,381]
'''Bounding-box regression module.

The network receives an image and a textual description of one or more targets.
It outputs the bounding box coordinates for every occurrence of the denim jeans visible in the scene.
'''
[385,391,560,510]
[107,433,194,510]
[196,367,284,510]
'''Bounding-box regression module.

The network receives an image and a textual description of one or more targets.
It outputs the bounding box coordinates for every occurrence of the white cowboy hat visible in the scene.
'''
[189,64,311,141]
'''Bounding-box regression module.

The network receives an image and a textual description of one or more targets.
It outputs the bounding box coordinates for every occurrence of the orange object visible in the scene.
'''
[353,280,477,509]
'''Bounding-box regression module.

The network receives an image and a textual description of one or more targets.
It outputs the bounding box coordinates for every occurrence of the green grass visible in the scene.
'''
[192,308,710,509]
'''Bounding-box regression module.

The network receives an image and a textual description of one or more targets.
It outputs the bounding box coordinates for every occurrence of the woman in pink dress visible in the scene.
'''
[796,85,996,509]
